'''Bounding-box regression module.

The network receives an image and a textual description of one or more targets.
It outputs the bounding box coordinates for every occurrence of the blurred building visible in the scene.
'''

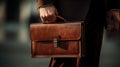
[0,0,40,43]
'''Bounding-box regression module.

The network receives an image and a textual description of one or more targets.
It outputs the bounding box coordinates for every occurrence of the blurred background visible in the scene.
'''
[0,0,120,67]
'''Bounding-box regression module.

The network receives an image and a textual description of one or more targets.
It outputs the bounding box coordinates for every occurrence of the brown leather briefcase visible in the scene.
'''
[30,22,85,58]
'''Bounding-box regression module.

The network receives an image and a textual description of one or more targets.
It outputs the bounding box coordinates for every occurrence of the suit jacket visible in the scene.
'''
[36,0,120,24]
[37,0,120,10]
[106,0,120,10]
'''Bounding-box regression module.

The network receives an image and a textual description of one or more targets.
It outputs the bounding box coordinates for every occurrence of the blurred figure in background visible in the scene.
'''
[107,0,120,32]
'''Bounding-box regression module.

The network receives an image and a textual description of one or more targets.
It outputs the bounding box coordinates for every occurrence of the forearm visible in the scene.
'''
[36,0,55,8]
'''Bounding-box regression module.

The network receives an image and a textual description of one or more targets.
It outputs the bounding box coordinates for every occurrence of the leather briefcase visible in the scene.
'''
[30,22,85,58]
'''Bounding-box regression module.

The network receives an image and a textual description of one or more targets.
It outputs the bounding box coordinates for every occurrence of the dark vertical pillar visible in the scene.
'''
[5,0,20,23]
[5,0,20,42]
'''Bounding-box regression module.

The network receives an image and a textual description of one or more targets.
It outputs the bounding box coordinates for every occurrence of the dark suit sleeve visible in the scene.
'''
[107,0,120,10]
[36,0,55,8]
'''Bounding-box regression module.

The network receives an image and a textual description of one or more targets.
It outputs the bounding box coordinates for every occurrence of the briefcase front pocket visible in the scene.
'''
[30,22,84,58]
[32,40,81,57]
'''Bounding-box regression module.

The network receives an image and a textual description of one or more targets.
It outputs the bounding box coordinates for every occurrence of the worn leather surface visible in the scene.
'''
[30,22,81,41]
[30,22,85,58]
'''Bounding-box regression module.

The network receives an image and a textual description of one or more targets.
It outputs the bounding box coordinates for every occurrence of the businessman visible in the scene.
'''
[36,0,120,67]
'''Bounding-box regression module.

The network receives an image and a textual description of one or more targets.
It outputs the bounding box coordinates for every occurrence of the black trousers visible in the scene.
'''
[49,2,105,66]
[49,22,104,67]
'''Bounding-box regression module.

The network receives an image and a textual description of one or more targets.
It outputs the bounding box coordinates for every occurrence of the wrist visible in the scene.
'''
[37,4,54,9]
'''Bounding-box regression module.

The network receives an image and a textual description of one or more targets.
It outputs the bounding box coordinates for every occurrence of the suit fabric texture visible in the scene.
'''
[36,0,120,67]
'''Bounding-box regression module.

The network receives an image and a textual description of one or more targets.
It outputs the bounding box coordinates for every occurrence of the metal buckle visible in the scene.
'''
[53,38,58,48]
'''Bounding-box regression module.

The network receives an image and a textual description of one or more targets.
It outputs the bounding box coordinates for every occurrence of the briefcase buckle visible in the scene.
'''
[53,38,58,48]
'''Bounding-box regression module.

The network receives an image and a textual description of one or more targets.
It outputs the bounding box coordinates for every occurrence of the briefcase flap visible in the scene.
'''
[30,22,82,41]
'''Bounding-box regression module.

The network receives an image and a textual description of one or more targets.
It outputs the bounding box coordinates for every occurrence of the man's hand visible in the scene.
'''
[107,10,120,32]
[39,5,58,23]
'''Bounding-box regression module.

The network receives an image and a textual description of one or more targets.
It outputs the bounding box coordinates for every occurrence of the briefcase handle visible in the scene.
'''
[43,16,66,24]
[56,16,66,22]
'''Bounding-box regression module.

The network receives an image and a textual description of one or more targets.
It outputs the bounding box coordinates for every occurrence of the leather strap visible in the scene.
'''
[43,16,66,24]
